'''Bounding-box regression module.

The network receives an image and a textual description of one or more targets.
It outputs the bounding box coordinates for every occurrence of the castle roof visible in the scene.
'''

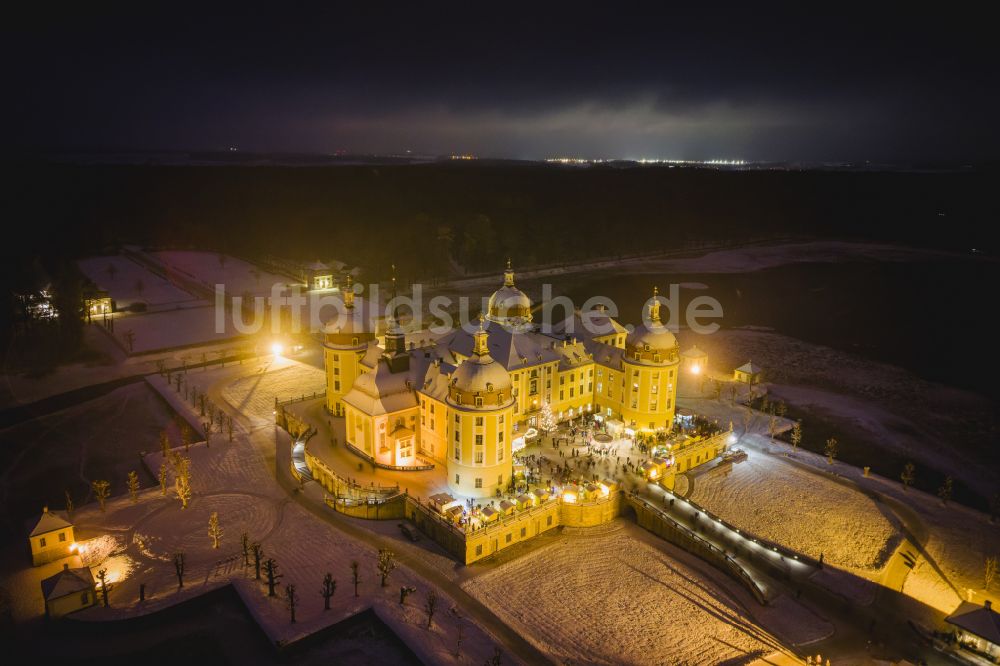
[946,600,1000,644]
[41,565,94,600]
[30,508,72,537]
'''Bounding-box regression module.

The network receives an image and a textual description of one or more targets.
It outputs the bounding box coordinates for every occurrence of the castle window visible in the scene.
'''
[547,515,553,526]
[475,397,483,407]
[486,382,493,392]
[498,431,504,442]
[334,367,340,376]
[59,532,65,542]
[475,451,484,464]
[475,434,483,445]
[475,417,484,426]
[456,474,460,484]
[352,337,358,346]
[454,444,460,460]
[475,478,483,488]
[39,537,46,548]
[505,533,512,543]
[520,527,526,537]
[334,381,340,391]
[455,414,460,423]
[499,414,504,424]
[498,474,503,486]
[476,544,482,556]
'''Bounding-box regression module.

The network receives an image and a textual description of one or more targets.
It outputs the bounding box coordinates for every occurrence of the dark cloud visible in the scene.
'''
[5,4,997,161]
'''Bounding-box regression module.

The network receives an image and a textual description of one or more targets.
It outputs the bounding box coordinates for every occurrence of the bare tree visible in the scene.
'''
[123,329,135,353]
[285,584,297,623]
[173,552,186,588]
[424,590,438,629]
[900,462,916,491]
[127,471,139,503]
[208,512,223,549]
[64,490,74,521]
[92,480,111,512]
[485,646,503,666]
[321,573,337,610]
[985,556,998,591]
[226,416,234,442]
[241,531,250,567]
[159,463,168,495]
[399,585,416,605]
[377,548,396,587]
[96,568,111,607]
[824,437,838,464]
[938,476,953,505]
[264,558,282,597]
[252,543,264,580]
[181,424,192,452]
[350,560,361,597]
[790,421,802,452]
[173,456,192,509]
[449,606,465,657]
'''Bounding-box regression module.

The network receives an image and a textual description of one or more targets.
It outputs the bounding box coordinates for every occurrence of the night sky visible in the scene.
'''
[6,5,997,162]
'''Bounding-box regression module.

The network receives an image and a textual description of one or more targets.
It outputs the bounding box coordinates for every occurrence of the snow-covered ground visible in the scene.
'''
[463,520,827,665]
[104,305,246,354]
[444,240,968,291]
[689,453,900,573]
[221,361,326,425]
[77,255,200,309]
[154,250,293,298]
[677,327,995,502]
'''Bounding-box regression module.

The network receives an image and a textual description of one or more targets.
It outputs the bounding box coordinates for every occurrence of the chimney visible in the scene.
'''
[63,563,69,571]
[986,600,993,610]
[43,505,49,514]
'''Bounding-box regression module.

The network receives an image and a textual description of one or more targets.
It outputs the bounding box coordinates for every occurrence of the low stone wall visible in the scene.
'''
[405,492,624,565]
[327,494,407,520]
[559,492,622,528]
[625,494,767,605]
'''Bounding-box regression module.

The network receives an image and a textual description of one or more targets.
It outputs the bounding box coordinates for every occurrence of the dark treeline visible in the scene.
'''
[4,160,997,291]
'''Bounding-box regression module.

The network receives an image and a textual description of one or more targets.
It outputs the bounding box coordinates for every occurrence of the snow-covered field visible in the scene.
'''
[676,327,995,502]
[154,250,293,297]
[463,520,827,665]
[77,255,199,309]
[107,306,244,353]
[689,453,900,572]
[220,361,326,424]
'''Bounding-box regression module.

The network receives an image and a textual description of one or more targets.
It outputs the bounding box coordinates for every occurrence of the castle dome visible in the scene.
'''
[624,287,679,364]
[486,260,532,328]
[448,316,514,409]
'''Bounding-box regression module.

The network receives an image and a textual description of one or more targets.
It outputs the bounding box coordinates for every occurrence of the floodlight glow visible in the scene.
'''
[271,342,284,357]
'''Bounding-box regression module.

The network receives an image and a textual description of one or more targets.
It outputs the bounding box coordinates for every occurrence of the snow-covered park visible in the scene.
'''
[77,255,201,309]
[688,453,900,573]
[463,520,828,665]
[154,250,294,298]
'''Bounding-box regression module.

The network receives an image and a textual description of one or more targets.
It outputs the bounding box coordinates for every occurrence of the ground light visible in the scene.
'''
[271,341,284,357]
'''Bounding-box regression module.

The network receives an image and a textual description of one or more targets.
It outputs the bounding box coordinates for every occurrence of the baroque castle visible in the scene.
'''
[323,265,680,499]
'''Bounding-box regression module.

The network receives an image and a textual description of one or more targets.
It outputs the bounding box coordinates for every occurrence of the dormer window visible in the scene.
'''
[475,397,483,407]
[486,382,493,392]
[352,337,359,346]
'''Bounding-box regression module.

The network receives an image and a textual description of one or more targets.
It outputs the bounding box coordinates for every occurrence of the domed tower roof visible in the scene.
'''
[486,260,532,330]
[324,275,376,348]
[625,286,679,365]
[448,315,514,409]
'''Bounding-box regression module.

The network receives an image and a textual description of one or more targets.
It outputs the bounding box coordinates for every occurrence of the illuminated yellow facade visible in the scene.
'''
[324,276,376,417]
[330,266,679,496]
